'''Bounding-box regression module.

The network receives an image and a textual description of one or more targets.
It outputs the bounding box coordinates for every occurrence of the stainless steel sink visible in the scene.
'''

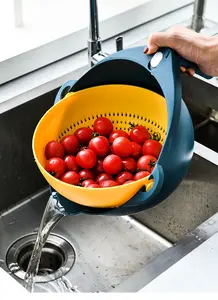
[0,191,171,292]
[1,67,218,292]
[134,152,218,242]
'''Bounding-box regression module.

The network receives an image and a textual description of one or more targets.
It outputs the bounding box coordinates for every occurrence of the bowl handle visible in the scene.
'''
[125,164,164,207]
[148,48,212,137]
[180,58,212,80]
[54,80,77,104]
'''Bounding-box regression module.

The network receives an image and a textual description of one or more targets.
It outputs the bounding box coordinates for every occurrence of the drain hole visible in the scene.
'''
[6,234,76,283]
[17,242,64,276]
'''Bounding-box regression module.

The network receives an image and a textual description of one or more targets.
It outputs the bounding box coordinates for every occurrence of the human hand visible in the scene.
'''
[145,26,218,77]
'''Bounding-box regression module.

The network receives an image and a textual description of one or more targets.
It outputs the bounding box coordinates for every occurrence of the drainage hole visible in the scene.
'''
[6,234,76,282]
[17,242,65,276]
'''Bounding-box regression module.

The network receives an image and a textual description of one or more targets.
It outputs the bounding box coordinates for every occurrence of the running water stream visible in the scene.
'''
[23,194,65,292]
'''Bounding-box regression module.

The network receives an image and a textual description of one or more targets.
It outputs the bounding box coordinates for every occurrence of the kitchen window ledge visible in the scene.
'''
[0,3,195,115]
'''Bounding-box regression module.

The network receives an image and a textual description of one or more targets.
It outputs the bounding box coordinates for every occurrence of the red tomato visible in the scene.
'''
[116,171,133,185]
[78,169,95,181]
[100,180,118,188]
[95,159,104,174]
[60,135,79,155]
[64,155,79,172]
[131,142,142,159]
[109,130,129,143]
[123,180,135,185]
[74,127,94,145]
[94,117,113,136]
[96,173,113,185]
[103,154,123,175]
[60,171,80,185]
[134,171,150,181]
[45,141,65,160]
[82,179,95,187]
[122,157,137,173]
[137,155,157,172]
[130,125,150,145]
[76,149,96,169]
[45,157,65,178]
[142,140,162,158]
[112,137,132,157]
[89,136,110,157]
[87,183,100,188]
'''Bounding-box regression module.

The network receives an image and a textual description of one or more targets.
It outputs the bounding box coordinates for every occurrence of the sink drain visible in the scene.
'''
[6,234,75,283]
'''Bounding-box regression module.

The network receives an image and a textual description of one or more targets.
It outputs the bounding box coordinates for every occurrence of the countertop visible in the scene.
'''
[1,0,218,115]
[0,268,27,294]
[139,232,218,293]
[0,2,197,114]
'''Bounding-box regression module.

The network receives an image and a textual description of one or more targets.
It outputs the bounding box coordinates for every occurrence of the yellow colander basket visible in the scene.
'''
[33,84,167,208]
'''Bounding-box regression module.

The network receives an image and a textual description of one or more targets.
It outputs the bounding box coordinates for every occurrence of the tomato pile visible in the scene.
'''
[44,117,162,188]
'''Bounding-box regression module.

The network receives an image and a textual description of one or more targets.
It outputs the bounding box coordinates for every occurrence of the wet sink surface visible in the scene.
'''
[134,153,218,242]
[0,192,170,292]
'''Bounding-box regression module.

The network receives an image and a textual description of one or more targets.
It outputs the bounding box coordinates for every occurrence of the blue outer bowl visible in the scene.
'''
[51,47,195,216]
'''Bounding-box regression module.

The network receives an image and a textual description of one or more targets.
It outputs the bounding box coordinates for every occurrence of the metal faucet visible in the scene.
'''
[88,0,123,67]
[87,0,206,66]
[190,0,206,32]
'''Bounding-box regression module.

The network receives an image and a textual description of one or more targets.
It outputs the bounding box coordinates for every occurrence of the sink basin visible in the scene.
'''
[1,68,218,292]
[0,192,171,292]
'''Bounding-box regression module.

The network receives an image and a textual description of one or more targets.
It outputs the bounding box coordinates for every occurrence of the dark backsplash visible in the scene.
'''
[0,88,58,212]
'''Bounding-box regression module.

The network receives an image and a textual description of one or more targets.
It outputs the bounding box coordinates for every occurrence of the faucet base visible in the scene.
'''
[91,51,109,66]
[189,0,205,32]
[190,16,204,32]
[88,38,102,67]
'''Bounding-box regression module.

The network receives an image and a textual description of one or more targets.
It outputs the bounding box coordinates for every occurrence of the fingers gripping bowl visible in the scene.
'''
[33,84,167,208]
